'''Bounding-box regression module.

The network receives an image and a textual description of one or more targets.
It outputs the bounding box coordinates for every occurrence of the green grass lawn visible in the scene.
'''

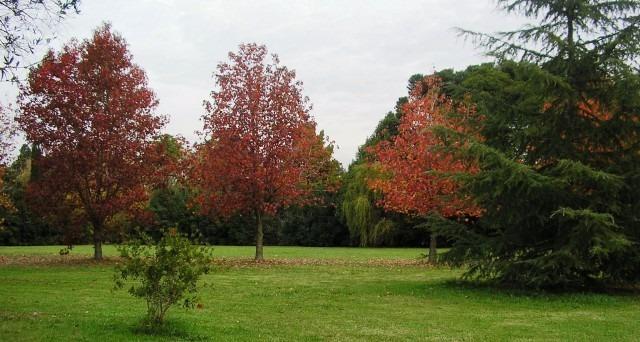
[1,246,639,341]
[0,244,428,260]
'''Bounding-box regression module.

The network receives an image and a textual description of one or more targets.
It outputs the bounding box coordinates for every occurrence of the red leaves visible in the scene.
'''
[192,43,336,218]
[369,76,480,219]
[16,24,166,235]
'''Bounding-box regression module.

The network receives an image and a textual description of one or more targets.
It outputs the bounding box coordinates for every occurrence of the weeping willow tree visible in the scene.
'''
[341,163,394,246]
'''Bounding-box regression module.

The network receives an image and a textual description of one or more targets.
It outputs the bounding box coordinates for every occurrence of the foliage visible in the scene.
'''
[433,143,630,287]
[370,76,480,218]
[16,24,167,260]
[354,111,400,162]
[0,0,80,81]
[340,163,393,246]
[438,0,640,288]
[147,132,349,247]
[277,201,350,247]
[146,134,205,237]
[192,43,338,260]
[0,144,63,244]
[113,229,212,326]
[149,185,199,234]
[277,141,348,246]
[436,61,548,159]
[369,75,481,262]
[460,0,640,69]
[341,75,426,247]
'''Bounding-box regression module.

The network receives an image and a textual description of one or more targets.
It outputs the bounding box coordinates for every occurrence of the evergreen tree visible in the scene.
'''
[438,0,640,288]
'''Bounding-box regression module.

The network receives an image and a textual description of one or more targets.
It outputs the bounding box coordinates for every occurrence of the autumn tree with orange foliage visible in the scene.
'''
[17,25,167,260]
[192,43,338,260]
[369,76,480,262]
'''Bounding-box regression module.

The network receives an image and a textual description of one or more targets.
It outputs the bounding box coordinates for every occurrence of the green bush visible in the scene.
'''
[114,229,213,326]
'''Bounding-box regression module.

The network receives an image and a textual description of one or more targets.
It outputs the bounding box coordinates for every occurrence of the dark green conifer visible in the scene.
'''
[438,0,640,288]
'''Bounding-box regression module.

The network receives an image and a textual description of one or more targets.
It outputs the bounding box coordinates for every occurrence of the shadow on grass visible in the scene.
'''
[440,278,640,298]
[130,318,209,341]
[346,275,639,307]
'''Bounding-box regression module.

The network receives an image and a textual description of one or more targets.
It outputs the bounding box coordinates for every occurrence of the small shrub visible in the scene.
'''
[59,245,73,255]
[114,229,213,326]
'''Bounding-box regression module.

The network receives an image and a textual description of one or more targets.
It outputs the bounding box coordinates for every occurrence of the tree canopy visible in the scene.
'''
[434,0,640,288]
[17,24,166,260]
[192,43,339,260]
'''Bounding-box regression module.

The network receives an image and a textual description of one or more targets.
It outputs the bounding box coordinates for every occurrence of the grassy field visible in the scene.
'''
[0,244,428,260]
[1,246,639,341]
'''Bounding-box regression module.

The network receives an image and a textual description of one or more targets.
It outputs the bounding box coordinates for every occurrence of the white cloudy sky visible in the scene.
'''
[1,0,527,166]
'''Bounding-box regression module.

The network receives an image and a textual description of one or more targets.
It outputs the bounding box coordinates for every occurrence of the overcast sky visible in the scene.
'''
[1,0,527,166]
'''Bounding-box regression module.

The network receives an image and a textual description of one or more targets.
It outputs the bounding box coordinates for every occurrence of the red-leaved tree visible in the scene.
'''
[369,76,480,262]
[17,24,166,260]
[192,43,336,260]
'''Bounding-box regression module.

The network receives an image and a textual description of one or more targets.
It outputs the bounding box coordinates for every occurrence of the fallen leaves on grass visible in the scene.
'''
[0,255,433,268]
[0,255,119,266]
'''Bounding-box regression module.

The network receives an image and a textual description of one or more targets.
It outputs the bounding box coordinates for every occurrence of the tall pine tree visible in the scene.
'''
[438,0,640,288]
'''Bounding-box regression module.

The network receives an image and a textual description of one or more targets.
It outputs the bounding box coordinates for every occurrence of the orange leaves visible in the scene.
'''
[369,76,480,219]
[544,98,614,124]
[577,99,613,123]
[192,44,336,218]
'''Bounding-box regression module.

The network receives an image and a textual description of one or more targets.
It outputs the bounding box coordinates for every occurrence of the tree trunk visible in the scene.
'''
[93,222,103,261]
[428,234,437,264]
[255,211,264,261]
